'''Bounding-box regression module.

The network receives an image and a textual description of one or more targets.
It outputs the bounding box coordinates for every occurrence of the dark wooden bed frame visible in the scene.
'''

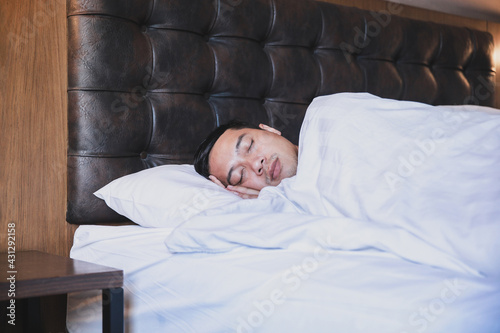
[66,0,495,224]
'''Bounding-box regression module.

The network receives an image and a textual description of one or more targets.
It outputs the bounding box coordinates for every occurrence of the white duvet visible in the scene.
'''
[167,93,500,278]
[68,93,500,333]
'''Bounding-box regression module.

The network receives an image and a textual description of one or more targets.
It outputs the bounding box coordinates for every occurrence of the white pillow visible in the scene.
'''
[94,164,241,227]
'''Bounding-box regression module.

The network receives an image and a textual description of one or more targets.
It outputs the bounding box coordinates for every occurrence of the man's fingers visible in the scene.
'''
[232,192,257,199]
[227,185,259,199]
[209,175,259,199]
[209,175,226,188]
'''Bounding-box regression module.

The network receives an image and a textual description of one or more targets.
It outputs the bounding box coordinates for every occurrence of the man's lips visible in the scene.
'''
[268,158,281,181]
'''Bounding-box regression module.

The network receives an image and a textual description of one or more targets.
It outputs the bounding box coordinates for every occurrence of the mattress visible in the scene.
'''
[67,224,500,333]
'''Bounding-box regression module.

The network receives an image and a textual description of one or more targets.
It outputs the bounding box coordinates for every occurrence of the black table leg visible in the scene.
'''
[103,288,124,333]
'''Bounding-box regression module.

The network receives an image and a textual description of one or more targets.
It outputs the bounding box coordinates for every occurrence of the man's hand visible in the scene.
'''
[209,175,260,199]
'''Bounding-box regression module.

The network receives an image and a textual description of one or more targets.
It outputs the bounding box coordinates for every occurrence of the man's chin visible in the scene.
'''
[267,178,283,188]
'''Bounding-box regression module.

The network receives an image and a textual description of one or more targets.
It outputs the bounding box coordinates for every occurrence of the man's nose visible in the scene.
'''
[252,156,265,176]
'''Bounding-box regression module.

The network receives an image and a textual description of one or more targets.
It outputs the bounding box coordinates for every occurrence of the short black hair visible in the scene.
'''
[194,120,260,179]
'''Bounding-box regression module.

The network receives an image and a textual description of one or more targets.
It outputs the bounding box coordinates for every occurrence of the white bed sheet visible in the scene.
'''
[67,224,500,333]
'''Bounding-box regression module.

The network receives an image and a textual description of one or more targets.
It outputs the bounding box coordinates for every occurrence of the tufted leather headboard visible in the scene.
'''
[67,0,495,224]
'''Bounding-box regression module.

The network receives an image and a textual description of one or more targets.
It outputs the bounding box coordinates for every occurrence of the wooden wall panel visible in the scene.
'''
[0,0,75,257]
[0,0,498,259]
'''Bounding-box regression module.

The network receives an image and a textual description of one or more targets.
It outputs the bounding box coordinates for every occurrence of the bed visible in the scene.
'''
[66,0,500,332]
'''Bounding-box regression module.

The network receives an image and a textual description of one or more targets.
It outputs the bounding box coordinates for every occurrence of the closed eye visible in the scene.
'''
[237,169,245,185]
[248,139,254,153]
[231,138,253,186]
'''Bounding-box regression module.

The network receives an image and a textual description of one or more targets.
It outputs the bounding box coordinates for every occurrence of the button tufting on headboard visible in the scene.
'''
[67,0,495,224]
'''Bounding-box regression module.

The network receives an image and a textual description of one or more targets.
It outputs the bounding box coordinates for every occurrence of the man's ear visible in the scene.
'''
[259,123,282,136]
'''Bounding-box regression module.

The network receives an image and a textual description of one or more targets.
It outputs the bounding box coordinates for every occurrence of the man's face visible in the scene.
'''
[209,127,298,191]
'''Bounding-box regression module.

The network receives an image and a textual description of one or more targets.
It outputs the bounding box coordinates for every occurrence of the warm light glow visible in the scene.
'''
[494,46,500,69]
[495,47,500,69]
[494,46,500,88]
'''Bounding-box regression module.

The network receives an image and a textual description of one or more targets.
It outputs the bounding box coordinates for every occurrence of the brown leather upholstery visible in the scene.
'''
[67,0,496,224]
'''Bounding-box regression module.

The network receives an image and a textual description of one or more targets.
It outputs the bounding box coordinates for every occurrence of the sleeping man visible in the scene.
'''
[169,93,500,331]
[189,92,500,279]
[194,121,299,199]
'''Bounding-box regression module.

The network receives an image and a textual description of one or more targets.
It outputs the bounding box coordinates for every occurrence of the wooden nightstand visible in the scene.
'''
[0,250,123,333]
